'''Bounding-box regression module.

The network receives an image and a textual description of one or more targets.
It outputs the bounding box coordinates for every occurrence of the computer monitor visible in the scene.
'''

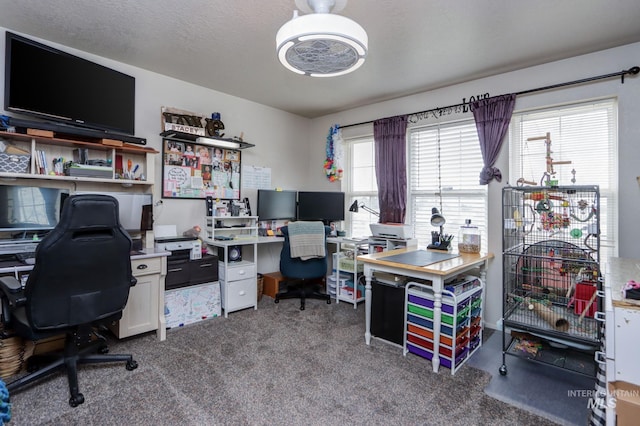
[256,190,297,221]
[0,184,69,235]
[76,191,152,235]
[297,191,345,224]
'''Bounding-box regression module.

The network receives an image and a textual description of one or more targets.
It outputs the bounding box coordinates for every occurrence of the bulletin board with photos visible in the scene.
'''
[162,139,241,200]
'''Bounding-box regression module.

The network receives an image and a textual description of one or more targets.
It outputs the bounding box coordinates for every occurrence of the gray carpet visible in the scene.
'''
[8,298,558,425]
[466,330,596,426]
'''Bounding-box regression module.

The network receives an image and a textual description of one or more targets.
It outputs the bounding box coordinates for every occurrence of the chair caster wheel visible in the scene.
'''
[69,393,85,407]
[326,299,331,304]
[98,345,109,354]
[300,305,305,311]
[274,299,279,304]
[126,360,138,371]
[499,365,507,376]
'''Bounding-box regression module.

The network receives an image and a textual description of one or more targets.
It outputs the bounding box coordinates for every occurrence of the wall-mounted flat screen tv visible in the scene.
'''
[4,31,136,136]
[297,191,345,224]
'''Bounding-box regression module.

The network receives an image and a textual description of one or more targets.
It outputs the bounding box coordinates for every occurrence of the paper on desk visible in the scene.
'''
[155,225,178,238]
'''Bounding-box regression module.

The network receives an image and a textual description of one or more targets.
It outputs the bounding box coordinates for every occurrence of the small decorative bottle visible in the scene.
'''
[458,219,481,253]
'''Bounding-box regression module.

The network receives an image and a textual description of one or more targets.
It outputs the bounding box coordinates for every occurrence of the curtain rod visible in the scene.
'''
[340,66,640,129]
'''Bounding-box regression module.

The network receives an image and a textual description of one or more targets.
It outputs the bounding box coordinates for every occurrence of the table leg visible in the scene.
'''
[431,278,444,372]
[364,265,372,345]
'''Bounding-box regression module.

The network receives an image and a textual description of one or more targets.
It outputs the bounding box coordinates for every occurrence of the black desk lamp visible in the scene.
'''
[349,200,379,216]
[427,207,451,250]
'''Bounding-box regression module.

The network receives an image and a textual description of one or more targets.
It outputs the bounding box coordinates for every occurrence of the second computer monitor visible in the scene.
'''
[297,191,345,224]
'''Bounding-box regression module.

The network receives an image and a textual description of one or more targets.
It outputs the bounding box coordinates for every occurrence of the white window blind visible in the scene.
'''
[409,121,487,248]
[509,98,618,260]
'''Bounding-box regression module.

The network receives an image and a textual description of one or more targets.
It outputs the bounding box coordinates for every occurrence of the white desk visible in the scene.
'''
[357,247,493,372]
[0,249,170,341]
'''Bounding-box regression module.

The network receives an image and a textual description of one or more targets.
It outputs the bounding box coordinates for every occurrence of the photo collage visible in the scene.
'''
[162,140,241,199]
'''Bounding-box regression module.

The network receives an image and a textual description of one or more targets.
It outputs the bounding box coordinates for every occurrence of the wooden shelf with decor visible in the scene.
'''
[0,130,158,186]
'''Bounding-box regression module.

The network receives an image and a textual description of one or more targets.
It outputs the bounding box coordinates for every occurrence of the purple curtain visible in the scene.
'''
[471,94,516,185]
[373,115,408,223]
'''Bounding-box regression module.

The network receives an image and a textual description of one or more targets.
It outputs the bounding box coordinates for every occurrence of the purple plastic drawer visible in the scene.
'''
[469,335,481,351]
[408,294,468,315]
[406,344,469,370]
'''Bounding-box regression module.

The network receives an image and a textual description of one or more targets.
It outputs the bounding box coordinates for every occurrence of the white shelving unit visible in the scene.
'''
[204,215,258,241]
[327,237,417,309]
[368,236,418,254]
[204,216,259,317]
[326,238,368,308]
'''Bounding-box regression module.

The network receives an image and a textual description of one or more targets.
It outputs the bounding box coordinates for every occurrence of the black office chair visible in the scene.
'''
[0,194,138,407]
[275,224,331,310]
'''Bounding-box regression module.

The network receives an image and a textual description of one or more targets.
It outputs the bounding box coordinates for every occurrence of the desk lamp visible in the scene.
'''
[349,200,379,216]
[427,207,451,250]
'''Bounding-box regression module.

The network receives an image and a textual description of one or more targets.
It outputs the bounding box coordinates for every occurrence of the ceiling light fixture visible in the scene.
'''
[276,0,368,77]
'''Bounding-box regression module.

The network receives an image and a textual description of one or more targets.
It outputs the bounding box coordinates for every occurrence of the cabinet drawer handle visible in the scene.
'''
[238,270,246,275]
[168,268,183,273]
[200,263,213,268]
[239,290,246,296]
[137,264,148,270]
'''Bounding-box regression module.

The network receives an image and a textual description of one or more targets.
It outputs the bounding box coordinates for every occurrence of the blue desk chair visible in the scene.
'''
[275,224,332,310]
[0,194,138,407]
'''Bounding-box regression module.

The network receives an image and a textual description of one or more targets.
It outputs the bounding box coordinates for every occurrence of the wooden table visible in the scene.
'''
[357,247,494,372]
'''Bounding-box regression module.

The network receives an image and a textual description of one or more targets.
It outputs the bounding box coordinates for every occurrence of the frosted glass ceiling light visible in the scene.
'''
[276,0,368,77]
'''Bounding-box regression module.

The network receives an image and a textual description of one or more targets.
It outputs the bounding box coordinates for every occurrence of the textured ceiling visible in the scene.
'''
[1,0,640,118]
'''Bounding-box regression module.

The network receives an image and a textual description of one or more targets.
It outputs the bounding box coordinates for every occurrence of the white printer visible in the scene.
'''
[369,223,413,239]
[154,236,202,260]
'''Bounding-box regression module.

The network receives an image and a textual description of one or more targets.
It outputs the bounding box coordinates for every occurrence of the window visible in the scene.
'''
[408,121,487,248]
[509,98,618,261]
[344,137,379,238]
[343,121,487,249]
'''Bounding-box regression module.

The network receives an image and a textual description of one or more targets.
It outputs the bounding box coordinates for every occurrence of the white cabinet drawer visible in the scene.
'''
[614,307,640,384]
[221,277,256,311]
[131,257,163,277]
[219,262,256,282]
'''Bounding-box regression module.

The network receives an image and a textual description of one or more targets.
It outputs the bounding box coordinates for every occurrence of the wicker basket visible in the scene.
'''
[0,330,35,380]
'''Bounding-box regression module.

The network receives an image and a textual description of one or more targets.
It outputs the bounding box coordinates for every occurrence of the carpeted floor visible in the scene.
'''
[8,297,559,425]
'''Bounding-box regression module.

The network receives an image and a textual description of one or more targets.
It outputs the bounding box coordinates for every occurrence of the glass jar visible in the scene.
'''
[458,219,481,253]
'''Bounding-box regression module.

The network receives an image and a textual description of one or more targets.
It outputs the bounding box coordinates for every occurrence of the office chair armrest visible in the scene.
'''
[130,276,137,287]
[0,276,27,307]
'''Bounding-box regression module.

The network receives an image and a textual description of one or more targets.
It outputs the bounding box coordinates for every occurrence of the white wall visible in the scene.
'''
[310,42,640,328]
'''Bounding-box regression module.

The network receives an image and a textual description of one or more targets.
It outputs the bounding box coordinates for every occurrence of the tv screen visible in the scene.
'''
[297,191,345,223]
[0,184,69,234]
[257,190,297,221]
[4,32,136,135]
